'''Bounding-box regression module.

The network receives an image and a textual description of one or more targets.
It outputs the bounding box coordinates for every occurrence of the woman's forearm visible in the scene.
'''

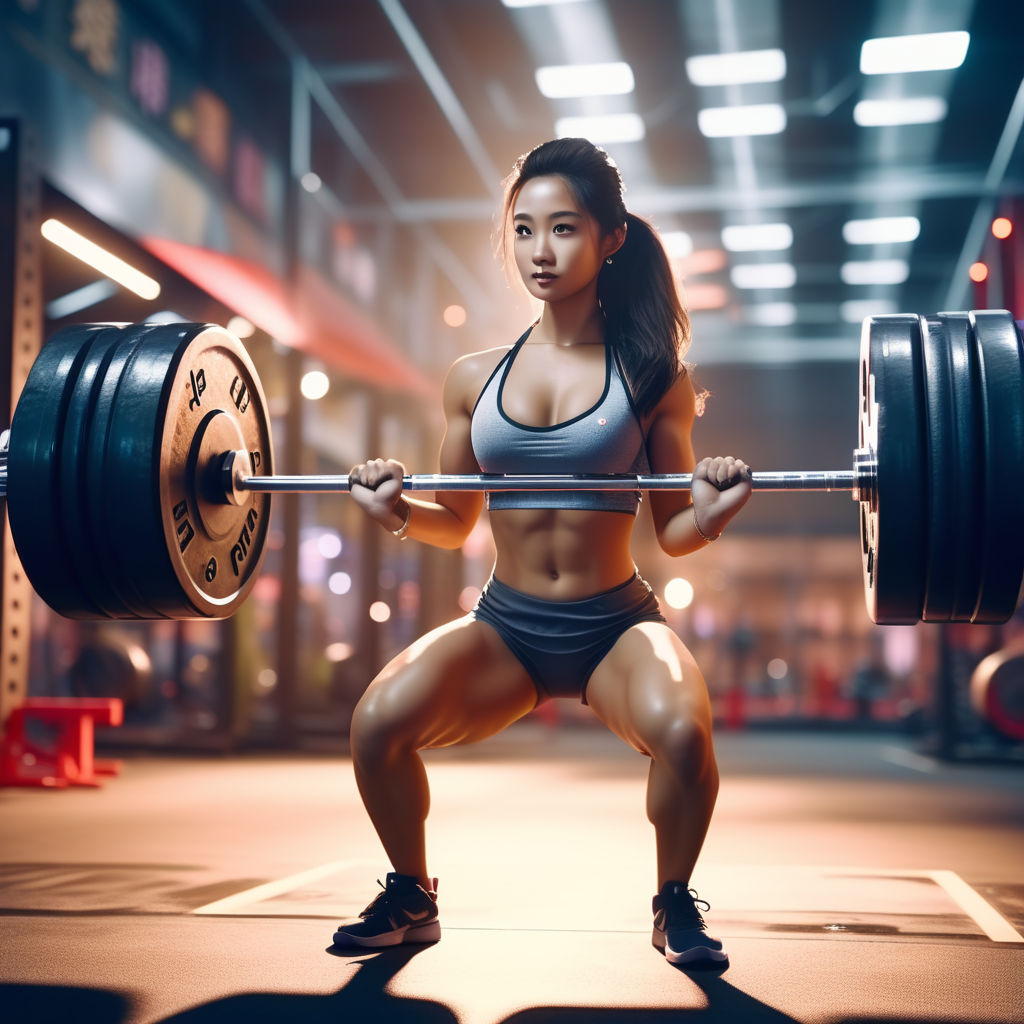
[382,496,476,550]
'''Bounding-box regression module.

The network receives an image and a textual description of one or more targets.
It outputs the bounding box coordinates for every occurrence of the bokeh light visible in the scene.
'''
[329,571,352,595]
[664,577,695,610]
[325,642,354,663]
[301,370,329,400]
[992,217,1013,240]
[317,533,342,559]
[226,315,255,338]
[443,304,467,327]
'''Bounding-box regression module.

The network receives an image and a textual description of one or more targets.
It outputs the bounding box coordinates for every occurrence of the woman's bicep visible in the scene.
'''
[434,359,485,523]
[645,372,698,530]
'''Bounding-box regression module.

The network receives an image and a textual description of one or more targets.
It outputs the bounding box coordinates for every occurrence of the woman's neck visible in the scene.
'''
[531,286,605,347]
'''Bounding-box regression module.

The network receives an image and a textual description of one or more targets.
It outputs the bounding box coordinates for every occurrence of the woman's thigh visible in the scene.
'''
[352,615,539,751]
[585,622,713,756]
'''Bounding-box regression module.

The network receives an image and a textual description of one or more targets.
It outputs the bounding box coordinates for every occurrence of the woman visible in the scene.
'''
[335,138,751,968]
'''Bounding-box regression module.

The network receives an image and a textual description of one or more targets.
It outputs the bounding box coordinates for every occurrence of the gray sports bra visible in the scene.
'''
[470,325,649,514]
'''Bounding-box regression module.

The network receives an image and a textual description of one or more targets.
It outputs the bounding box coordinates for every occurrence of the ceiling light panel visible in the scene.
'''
[860,31,970,75]
[685,49,787,86]
[722,223,793,252]
[41,218,161,300]
[535,62,635,98]
[555,113,645,143]
[843,216,921,245]
[746,302,797,326]
[853,97,947,127]
[840,260,910,285]
[730,263,796,289]
[698,104,787,138]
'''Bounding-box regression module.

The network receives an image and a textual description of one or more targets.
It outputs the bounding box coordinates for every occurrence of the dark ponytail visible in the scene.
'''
[500,138,691,415]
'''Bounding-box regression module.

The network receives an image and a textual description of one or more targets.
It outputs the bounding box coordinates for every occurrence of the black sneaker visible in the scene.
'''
[332,872,440,948]
[651,882,728,967]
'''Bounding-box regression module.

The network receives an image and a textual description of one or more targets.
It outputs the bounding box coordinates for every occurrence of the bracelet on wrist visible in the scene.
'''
[692,505,720,544]
[390,498,412,540]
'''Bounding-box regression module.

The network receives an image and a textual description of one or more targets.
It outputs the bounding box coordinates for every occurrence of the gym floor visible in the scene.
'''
[1,726,1022,1023]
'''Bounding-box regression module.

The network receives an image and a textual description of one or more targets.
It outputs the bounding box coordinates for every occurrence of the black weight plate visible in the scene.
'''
[919,313,982,621]
[84,323,171,618]
[97,322,273,619]
[970,310,1024,622]
[98,323,211,618]
[7,324,118,617]
[57,326,143,618]
[945,313,985,620]
[858,314,927,624]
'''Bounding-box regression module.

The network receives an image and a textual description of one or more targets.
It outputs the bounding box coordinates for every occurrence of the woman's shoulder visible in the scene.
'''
[646,361,698,425]
[442,344,512,411]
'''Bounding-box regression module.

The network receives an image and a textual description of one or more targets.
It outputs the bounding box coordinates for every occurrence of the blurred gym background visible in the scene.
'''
[2,0,1022,758]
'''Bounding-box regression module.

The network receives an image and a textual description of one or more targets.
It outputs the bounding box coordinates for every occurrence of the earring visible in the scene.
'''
[605,257,613,265]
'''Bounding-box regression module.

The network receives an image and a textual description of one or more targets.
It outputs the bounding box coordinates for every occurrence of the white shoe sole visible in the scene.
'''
[333,919,441,949]
[652,930,728,966]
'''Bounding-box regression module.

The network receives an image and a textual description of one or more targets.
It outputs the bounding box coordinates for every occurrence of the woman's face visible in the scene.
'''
[512,175,618,304]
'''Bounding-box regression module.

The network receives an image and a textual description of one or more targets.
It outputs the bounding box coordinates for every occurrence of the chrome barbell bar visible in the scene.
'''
[235,471,859,493]
[228,458,869,497]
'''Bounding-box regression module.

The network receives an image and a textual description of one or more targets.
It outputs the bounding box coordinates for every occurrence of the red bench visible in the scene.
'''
[0,698,123,788]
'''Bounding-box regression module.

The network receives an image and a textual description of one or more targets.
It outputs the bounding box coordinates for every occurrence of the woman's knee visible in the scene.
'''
[349,673,424,766]
[649,715,717,784]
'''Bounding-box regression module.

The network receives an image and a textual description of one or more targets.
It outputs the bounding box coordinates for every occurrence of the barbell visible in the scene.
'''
[0,310,1021,625]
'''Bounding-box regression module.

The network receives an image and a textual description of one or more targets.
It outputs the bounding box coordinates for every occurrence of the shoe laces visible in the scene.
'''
[358,878,391,920]
[659,884,711,929]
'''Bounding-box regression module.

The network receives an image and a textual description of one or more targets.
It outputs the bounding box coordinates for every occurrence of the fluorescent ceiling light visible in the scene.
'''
[860,31,970,75]
[536,62,634,99]
[730,263,796,289]
[840,298,900,324]
[660,231,693,259]
[698,104,786,138]
[722,223,793,252]
[853,97,947,127]
[686,49,786,86]
[41,218,161,300]
[841,260,909,285]
[843,216,920,245]
[746,302,797,326]
[555,113,645,144]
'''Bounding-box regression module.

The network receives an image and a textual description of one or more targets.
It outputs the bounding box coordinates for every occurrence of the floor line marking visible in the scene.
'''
[927,870,1024,943]
[878,746,938,773]
[193,860,357,916]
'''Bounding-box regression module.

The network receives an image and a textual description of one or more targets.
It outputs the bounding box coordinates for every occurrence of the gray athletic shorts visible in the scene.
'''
[471,572,666,704]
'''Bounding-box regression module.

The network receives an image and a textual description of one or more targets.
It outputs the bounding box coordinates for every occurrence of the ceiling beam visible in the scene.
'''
[242,0,493,315]
[376,0,502,196]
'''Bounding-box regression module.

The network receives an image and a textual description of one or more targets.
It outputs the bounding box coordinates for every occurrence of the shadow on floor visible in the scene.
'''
[0,959,949,1023]
[0,954,794,1023]
[2,983,131,1023]
[503,973,801,1023]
